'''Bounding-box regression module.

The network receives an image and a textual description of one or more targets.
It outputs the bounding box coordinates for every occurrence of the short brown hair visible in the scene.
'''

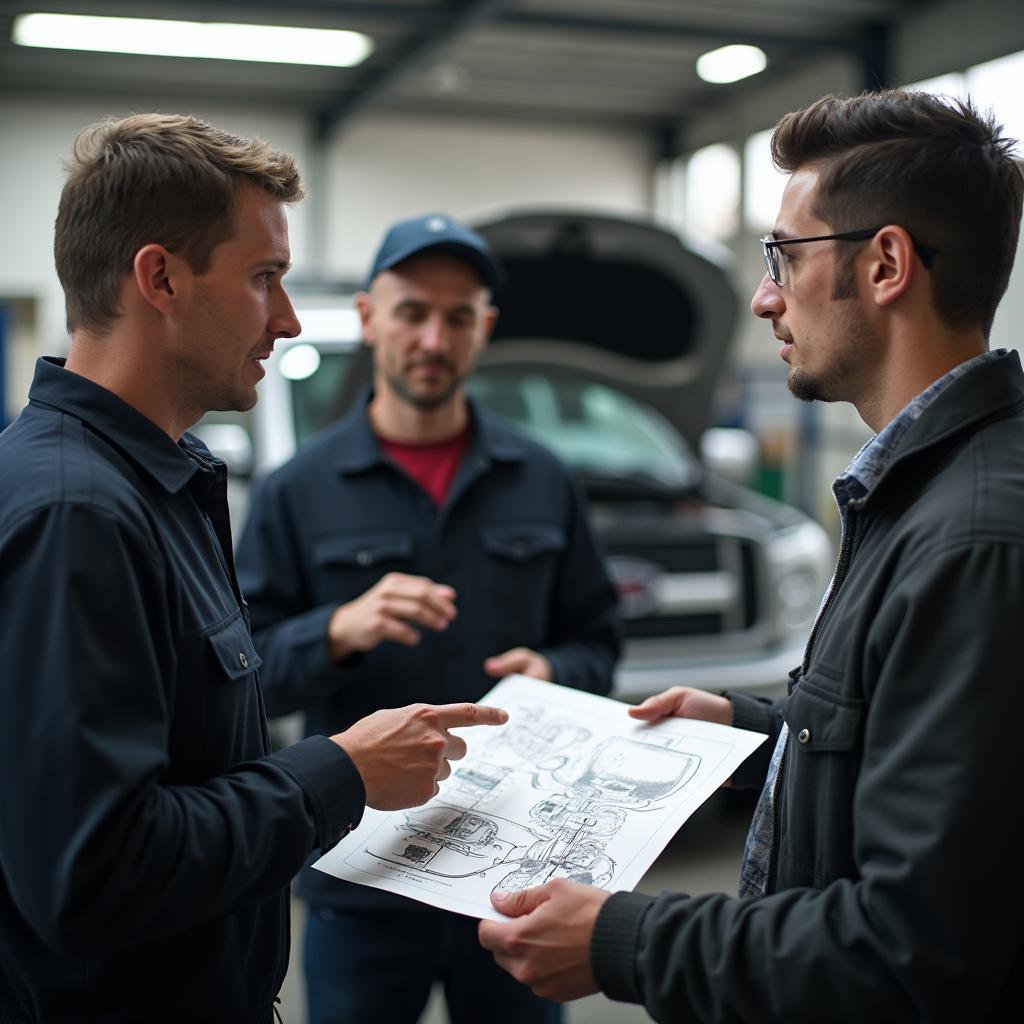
[54,113,304,335]
[771,90,1023,336]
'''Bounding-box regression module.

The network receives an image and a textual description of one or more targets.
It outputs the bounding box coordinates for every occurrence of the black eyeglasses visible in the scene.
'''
[760,227,938,287]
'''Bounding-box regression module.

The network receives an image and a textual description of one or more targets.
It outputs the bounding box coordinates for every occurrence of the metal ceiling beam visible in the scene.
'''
[497,10,878,59]
[314,0,507,140]
[51,1,449,24]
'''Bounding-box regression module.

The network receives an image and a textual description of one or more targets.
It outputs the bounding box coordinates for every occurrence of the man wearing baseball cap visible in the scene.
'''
[236,213,622,1023]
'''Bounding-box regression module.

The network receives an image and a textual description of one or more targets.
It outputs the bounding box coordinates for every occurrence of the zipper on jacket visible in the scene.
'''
[765,500,861,893]
[802,500,861,672]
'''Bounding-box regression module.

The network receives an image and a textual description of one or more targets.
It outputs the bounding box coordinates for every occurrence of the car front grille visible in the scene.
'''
[605,535,761,639]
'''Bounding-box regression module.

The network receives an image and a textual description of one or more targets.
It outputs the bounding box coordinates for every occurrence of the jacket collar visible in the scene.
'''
[28,357,211,494]
[866,348,1024,498]
[331,387,527,474]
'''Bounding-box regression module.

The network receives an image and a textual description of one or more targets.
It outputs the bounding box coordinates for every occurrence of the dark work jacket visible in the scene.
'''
[236,390,622,911]
[592,350,1024,1022]
[0,359,364,1023]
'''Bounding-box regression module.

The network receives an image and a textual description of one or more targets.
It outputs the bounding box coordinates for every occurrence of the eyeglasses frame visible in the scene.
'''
[760,226,938,287]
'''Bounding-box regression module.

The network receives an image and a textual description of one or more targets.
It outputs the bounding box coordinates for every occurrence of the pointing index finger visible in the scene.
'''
[435,702,509,729]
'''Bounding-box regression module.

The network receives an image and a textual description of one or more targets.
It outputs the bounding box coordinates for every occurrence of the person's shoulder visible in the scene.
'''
[961,404,1024,524]
[0,403,151,535]
[903,404,1024,548]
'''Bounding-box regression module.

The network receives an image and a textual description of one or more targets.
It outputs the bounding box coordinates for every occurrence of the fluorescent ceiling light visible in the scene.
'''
[12,12,373,67]
[696,44,767,85]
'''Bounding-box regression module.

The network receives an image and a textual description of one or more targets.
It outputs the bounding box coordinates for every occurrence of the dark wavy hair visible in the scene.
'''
[771,90,1023,336]
[55,113,304,335]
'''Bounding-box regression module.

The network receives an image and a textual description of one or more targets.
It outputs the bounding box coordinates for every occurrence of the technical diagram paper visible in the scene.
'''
[314,675,766,920]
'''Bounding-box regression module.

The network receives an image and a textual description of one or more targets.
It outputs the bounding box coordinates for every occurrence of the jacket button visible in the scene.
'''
[797,727,811,744]
[356,550,373,566]
[239,652,248,669]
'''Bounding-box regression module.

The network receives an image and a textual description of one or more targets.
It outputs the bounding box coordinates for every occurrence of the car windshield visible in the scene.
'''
[469,369,698,488]
[285,351,698,490]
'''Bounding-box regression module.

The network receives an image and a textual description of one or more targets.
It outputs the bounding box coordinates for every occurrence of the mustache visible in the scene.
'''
[404,356,456,372]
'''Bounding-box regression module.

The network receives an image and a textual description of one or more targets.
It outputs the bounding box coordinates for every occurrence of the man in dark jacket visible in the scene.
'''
[235,213,622,1023]
[478,89,1024,1022]
[0,114,506,1024]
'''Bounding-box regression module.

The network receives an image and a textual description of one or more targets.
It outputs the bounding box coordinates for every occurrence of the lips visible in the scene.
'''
[773,331,794,363]
[407,359,453,373]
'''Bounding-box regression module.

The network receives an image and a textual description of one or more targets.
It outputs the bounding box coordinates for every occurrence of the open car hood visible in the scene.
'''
[474,210,740,450]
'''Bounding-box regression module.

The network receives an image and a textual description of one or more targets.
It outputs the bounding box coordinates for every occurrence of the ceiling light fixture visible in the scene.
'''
[12,12,374,68]
[695,44,767,85]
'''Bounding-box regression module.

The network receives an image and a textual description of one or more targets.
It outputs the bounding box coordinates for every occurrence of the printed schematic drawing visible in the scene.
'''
[366,705,702,893]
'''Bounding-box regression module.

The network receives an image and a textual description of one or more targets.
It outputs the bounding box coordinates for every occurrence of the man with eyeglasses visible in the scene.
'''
[478,88,1024,1022]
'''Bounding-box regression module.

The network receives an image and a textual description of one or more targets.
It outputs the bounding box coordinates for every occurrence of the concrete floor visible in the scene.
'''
[277,790,754,1024]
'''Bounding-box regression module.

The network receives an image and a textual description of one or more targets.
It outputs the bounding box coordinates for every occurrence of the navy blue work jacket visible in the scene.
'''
[236,390,622,911]
[0,359,364,1023]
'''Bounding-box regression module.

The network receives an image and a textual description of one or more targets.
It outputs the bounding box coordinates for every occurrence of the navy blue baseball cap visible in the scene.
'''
[364,212,505,291]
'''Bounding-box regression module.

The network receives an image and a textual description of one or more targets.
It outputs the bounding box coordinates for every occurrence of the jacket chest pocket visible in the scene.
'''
[784,675,864,752]
[202,612,266,772]
[481,523,566,643]
[779,673,865,886]
[208,613,264,680]
[310,531,415,600]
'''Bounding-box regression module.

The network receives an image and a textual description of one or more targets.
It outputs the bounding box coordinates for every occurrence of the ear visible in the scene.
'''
[483,304,499,341]
[355,291,375,347]
[132,244,184,316]
[868,226,916,308]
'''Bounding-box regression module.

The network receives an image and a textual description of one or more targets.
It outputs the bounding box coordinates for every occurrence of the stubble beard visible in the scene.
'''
[172,290,261,416]
[386,359,465,412]
[786,263,875,404]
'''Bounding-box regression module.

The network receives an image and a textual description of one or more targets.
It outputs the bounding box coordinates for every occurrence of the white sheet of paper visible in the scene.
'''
[313,675,766,920]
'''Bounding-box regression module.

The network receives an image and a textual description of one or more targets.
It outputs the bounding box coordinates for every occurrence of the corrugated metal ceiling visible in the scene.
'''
[0,0,936,135]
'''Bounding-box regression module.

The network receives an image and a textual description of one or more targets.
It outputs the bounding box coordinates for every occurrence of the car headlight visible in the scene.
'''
[765,521,834,632]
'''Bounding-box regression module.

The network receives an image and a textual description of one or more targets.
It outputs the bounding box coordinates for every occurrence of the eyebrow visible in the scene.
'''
[392,298,477,315]
[770,229,796,241]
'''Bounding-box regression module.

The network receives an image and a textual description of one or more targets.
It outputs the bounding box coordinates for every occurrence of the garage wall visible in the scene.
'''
[322,112,654,281]
[0,95,314,378]
[0,97,655,412]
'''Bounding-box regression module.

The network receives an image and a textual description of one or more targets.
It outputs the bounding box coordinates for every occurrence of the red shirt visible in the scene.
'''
[378,426,471,506]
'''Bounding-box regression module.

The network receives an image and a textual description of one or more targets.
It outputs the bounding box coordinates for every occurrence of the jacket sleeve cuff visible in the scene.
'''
[725,692,782,790]
[266,604,366,701]
[539,646,567,686]
[591,890,656,1004]
[727,691,774,733]
[271,734,365,851]
[539,644,614,696]
[281,604,342,679]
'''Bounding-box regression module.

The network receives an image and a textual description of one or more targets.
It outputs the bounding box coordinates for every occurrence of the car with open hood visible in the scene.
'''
[199,210,833,700]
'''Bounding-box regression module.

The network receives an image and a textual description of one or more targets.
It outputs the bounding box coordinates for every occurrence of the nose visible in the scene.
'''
[270,285,301,340]
[418,313,447,352]
[750,272,785,321]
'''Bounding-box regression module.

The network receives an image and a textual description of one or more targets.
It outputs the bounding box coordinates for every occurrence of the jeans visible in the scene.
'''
[303,903,563,1024]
